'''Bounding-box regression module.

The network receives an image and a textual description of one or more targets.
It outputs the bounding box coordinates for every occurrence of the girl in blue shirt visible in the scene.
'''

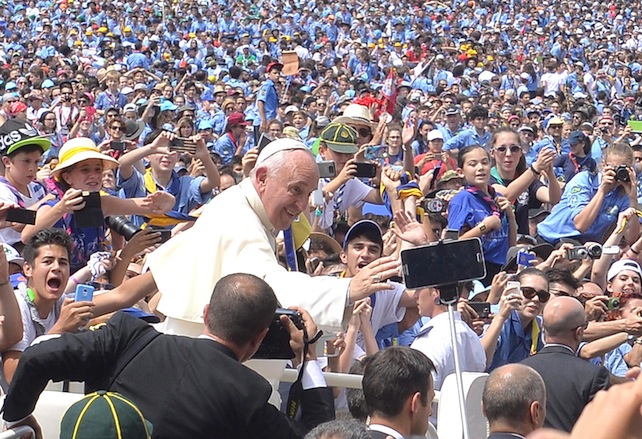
[447,145,517,285]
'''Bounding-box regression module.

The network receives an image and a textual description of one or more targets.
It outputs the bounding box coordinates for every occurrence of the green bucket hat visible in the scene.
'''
[320,122,358,154]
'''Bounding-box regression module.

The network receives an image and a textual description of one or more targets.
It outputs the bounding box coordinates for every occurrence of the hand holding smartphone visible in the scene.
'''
[74,284,95,302]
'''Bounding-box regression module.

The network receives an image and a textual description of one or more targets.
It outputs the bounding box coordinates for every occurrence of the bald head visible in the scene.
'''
[482,364,546,431]
[543,296,586,341]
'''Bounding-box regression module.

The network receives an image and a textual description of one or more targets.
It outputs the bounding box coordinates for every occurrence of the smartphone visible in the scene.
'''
[309,257,321,272]
[354,162,377,178]
[6,207,36,225]
[401,238,486,290]
[517,250,536,267]
[317,160,337,179]
[469,301,491,319]
[506,281,521,295]
[324,339,339,358]
[74,283,95,302]
[257,132,274,153]
[253,308,304,359]
[151,228,171,243]
[443,228,459,241]
[110,140,124,152]
[74,191,104,228]
[170,137,196,154]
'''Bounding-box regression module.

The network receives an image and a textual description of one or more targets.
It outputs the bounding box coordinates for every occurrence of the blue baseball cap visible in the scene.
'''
[160,101,178,112]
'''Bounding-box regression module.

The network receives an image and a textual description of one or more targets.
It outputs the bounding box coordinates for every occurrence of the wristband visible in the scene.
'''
[70,275,80,285]
[631,247,640,255]
[529,164,541,176]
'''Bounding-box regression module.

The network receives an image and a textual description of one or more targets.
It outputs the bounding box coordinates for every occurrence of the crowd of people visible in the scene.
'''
[1,0,642,437]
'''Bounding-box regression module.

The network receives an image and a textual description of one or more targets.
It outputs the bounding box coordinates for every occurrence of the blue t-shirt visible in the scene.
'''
[116,168,208,227]
[447,189,510,266]
[537,171,630,244]
[488,310,543,371]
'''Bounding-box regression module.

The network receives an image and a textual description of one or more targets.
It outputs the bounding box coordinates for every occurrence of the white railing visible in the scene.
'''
[0,426,36,439]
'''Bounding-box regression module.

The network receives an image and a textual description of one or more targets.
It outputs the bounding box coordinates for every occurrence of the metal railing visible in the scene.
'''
[0,425,36,439]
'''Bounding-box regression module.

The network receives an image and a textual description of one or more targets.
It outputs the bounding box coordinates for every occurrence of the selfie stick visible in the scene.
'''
[439,283,471,439]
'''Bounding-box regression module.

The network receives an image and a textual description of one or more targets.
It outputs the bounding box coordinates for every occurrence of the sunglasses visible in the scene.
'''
[358,127,371,137]
[494,145,521,154]
[89,281,115,291]
[521,286,550,303]
[111,125,124,131]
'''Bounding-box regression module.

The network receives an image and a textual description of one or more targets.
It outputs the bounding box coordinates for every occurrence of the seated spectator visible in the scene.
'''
[411,285,486,390]
[483,268,548,371]
[554,131,596,184]
[60,391,153,439]
[2,229,94,385]
[117,130,219,226]
[447,145,517,283]
[22,138,175,272]
[538,143,638,245]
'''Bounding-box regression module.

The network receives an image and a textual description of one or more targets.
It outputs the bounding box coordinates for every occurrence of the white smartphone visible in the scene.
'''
[506,281,521,296]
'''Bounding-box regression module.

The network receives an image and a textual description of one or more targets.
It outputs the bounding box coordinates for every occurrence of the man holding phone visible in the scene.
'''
[116,130,220,226]
[2,229,94,386]
[0,120,51,249]
[316,122,383,232]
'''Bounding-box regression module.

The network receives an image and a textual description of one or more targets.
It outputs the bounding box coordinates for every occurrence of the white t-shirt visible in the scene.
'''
[319,178,374,229]
[0,181,46,245]
[9,289,58,354]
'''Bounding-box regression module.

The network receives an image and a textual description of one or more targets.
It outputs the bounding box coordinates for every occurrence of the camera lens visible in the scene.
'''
[577,248,588,259]
[615,165,630,182]
[586,244,603,259]
[106,216,142,240]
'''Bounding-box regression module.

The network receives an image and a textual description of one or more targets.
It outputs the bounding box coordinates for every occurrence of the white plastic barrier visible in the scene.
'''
[437,372,489,439]
[0,426,35,439]
[32,390,84,439]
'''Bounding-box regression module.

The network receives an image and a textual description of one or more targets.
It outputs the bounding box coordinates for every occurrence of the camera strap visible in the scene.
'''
[285,328,323,420]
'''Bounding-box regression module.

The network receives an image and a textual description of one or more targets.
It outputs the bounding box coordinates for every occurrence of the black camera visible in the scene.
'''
[614,165,630,182]
[421,198,446,214]
[106,216,142,240]
[253,309,304,360]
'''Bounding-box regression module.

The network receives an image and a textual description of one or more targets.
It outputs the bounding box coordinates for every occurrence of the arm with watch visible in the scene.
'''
[491,147,559,203]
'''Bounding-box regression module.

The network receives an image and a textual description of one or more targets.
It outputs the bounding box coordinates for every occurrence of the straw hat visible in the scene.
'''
[332,104,377,129]
[52,137,118,179]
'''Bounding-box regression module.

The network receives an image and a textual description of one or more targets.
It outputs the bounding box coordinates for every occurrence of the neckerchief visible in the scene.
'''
[144,168,181,197]
[465,184,501,218]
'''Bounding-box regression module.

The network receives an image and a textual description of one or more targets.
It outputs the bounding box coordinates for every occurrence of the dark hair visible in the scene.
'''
[206,273,278,346]
[467,105,489,121]
[516,267,548,286]
[362,347,435,418]
[457,144,489,169]
[23,228,73,265]
[305,420,369,439]
[490,127,526,174]
[545,268,580,290]
[7,143,46,158]
[346,358,370,422]
[482,364,546,426]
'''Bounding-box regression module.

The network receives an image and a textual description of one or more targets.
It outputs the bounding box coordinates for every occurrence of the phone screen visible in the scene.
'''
[401,238,486,289]
[354,162,377,178]
[74,191,104,228]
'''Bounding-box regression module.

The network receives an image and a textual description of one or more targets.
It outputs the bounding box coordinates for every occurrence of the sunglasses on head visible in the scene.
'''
[494,145,521,154]
[521,286,550,303]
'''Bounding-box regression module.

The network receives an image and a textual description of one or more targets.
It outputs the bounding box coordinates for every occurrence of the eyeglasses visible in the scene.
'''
[89,281,115,291]
[111,125,124,131]
[521,286,550,303]
[494,145,521,154]
[601,122,614,126]
[549,287,572,297]
[549,125,562,129]
[635,157,642,162]
[358,127,371,137]
[575,321,589,331]
[61,92,72,96]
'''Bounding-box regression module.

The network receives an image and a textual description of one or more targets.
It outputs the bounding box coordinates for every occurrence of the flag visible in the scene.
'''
[381,67,397,114]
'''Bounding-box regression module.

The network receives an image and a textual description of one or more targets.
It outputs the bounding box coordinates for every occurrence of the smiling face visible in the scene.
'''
[459,147,491,187]
[517,274,549,322]
[150,150,180,173]
[24,244,70,303]
[255,150,319,231]
[62,158,104,191]
[491,131,522,175]
[608,270,642,296]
